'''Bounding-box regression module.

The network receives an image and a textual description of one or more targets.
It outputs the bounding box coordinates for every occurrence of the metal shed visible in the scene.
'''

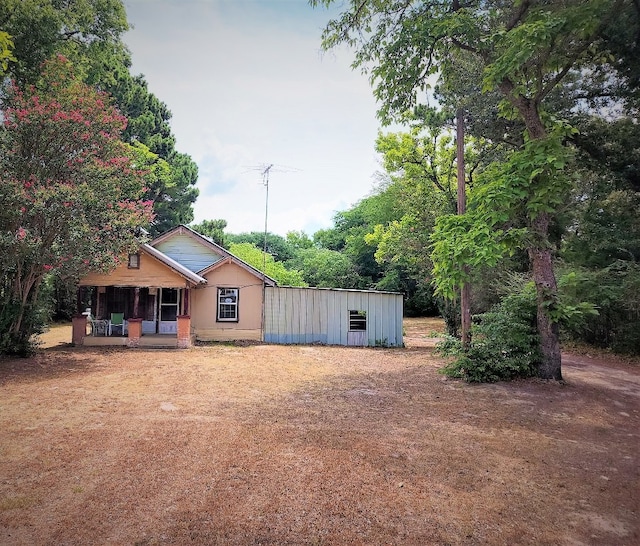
[264,286,404,347]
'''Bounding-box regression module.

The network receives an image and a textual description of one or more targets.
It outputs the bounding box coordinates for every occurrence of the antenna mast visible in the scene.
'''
[261,164,273,271]
[260,164,273,343]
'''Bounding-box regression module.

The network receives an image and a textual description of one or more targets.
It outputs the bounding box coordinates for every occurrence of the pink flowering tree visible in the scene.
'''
[0,56,153,354]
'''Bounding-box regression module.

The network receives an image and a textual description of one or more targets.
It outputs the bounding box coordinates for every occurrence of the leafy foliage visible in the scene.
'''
[0,30,16,75]
[286,247,365,289]
[191,219,228,247]
[431,128,573,299]
[438,283,541,383]
[314,0,640,377]
[0,56,153,354]
[1,0,199,236]
[557,262,640,354]
[0,0,130,85]
[227,232,296,262]
[95,71,199,234]
[228,243,307,287]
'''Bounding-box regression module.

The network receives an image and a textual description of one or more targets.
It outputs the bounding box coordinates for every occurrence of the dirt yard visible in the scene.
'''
[0,318,638,545]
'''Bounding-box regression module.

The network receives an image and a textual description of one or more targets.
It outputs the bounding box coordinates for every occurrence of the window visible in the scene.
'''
[349,310,367,331]
[128,253,140,269]
[217,288,239,322]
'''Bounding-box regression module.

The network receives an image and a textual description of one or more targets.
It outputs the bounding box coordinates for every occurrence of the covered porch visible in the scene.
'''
[78,285,191,336]
[76,286,192,348]
[74,245,206,348]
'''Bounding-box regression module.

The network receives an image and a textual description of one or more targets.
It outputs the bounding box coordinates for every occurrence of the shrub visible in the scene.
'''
[438,283,541,382]
[558,262,640,355]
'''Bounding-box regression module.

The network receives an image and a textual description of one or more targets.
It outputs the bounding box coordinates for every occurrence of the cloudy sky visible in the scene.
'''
[122,0,384,236]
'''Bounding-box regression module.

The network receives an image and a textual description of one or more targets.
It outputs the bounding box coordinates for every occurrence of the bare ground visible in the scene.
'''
[0,318,638,545]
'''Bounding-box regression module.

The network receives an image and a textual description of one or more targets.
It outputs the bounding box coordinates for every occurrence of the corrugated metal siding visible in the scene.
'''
[154,233,223,273]
[264,287,403,347]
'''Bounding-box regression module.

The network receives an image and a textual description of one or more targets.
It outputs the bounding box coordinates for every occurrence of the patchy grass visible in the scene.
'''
[0,318,638,545]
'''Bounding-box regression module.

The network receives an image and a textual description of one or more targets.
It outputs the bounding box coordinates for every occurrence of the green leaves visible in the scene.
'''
[228,243,307,287]
[430,213,523,300]
[438,283,541,382]
[1,56,153,351]
[1,0,129,85]
[0,31,16,75]
[430,126,573,299]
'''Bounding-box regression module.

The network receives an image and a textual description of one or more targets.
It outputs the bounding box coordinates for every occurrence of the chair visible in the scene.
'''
[108,312,125,336]
[87,314,107,336]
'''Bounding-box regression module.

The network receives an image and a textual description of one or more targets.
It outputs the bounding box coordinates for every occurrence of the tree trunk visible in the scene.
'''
[529,214,563,380]
[456,108,471,349]
[504,90,563,380]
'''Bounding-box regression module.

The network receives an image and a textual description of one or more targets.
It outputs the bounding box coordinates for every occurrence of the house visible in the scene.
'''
[73,225,403,348]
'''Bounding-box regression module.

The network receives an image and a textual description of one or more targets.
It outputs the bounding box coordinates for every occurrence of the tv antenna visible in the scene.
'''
[243,163,300,262]
[261,164,274,264]
[248,163,300,341]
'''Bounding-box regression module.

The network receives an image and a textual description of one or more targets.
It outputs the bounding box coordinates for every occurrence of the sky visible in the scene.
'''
[122,0,385,236]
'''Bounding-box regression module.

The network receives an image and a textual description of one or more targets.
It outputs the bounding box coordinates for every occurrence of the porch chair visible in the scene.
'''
[108,312,125,336]
[85,310,107,336]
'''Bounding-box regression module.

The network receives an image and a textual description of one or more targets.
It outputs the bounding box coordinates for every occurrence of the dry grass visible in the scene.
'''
[0,319,638,545]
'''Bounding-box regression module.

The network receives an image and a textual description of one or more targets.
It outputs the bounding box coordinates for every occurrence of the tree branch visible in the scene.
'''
[505,0,531,32]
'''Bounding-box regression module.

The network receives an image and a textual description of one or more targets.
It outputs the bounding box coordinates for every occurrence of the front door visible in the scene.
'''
[158,288,179,334]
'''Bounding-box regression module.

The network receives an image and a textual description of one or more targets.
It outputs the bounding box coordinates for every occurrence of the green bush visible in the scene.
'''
[438,283,541,382]
[0,298,47,356]
[558,262,640,355]
[0,275,52,357]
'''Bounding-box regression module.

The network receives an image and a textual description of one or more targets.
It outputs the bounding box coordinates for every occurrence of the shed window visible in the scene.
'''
[128,253,140,269]
[217,288,239,322]
[349,310,367,331]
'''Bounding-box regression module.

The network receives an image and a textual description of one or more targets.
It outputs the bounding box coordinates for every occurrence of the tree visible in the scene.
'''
[227,232,296,262]
[0,56,153,354]
[1,0,200,236]
[191,219,228,247]
[314,0,638,380]
[368,120,497,320]
[94,70,200,234]
[228,243,307,287]
[286,247,365,289]
[286,230,314,251]
[562,117,640,268]
[0,0,129,85]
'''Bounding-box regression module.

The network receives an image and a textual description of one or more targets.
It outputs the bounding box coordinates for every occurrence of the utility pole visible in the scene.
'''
[457,109,471,349]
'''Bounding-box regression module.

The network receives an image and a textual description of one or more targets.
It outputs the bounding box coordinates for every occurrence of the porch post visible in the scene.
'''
[176,315,191,349]
[133,287,140,318]
[183,289,190,316]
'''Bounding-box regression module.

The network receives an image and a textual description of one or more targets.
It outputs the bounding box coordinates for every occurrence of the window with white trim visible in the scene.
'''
[217,288,239,322]
[349,310,367,331]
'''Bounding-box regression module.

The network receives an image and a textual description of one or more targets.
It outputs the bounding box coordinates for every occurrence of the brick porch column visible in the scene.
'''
[127,318,142,348]
[72,315,87,346]
[177,315,191,349]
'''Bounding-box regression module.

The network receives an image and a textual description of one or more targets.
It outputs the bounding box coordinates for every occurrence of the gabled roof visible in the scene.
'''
[151,225,277,286]
[141,243,207,286]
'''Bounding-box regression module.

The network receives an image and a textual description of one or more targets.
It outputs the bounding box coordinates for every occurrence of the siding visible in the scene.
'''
[79,251,191,288]
[264,287,403,347]
[154,233,224,273]
[191,261,264,342]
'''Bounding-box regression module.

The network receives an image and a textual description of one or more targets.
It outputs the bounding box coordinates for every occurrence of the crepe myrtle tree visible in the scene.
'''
[312,0,634,380]
[0,56,153,354]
